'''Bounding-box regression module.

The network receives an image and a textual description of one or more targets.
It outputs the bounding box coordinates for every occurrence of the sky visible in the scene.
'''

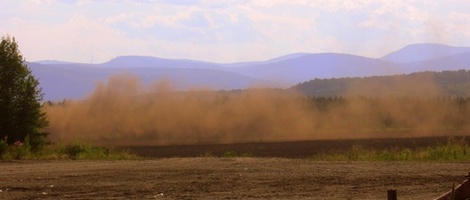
[1,0,470,63]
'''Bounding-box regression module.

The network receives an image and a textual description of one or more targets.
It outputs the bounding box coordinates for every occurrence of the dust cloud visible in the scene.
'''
[45,74,316,145]
[45,73,470,146]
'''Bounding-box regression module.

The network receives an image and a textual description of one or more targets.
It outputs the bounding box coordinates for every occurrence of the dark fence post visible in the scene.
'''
[387,190,397,200]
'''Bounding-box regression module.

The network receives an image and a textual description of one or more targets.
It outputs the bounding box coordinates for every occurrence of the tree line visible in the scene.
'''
[293,70,470,97]
[0,35,48,152]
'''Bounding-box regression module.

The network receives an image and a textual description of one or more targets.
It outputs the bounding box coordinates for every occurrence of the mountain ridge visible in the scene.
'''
[381,43,470,63]
[28,43,470,100]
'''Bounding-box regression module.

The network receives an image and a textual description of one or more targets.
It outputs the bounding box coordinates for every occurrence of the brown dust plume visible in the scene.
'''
[45,74,317,145]
[45,73,470,146]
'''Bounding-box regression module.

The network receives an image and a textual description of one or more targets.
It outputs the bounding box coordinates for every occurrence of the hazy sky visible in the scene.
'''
[1,0,469,63]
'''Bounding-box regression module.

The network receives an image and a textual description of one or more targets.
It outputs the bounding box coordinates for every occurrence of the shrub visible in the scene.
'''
[223,150,238,157]
[63,143,86,159]
[0,140,7,159]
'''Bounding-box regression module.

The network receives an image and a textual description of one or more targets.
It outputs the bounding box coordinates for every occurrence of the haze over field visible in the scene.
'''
[3,1,470,145]
[45,73,470,146]
[45,74,312,145]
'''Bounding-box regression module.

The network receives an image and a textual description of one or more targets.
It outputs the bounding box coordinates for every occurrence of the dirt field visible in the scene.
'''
[0,158,468,199]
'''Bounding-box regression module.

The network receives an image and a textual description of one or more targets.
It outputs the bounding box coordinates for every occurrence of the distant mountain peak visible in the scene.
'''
[105,55,164,64]
[34,60,79,65]
[381,43,470,63]
[266,53,312,62]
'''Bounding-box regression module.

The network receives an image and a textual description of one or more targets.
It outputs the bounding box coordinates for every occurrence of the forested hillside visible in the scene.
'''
[293,70,470,97]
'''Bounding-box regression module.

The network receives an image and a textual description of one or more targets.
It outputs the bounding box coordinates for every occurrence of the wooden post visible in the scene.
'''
[387,190,397,200]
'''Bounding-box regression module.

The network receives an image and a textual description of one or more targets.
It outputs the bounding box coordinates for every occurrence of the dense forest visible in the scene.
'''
[293,70,470,97]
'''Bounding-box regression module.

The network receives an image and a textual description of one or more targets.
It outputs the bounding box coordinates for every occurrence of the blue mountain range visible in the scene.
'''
[28,43,470,100]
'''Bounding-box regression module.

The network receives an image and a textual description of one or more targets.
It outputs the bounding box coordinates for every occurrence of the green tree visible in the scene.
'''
[0,35,49,152]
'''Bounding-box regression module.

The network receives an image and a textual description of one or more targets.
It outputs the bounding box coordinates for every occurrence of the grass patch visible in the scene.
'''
[200,150,255,158]
[223,150,238,157]
[58,142,137,160]
[222,150,254,158]
[200,151,215,157]
[0,141,139,160]
[311,137,470,161]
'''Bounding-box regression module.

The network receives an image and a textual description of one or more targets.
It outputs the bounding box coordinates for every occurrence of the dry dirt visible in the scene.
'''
[0,158,468,199]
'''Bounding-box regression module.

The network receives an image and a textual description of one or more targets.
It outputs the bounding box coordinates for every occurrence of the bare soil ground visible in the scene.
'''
[0,158,469,199]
